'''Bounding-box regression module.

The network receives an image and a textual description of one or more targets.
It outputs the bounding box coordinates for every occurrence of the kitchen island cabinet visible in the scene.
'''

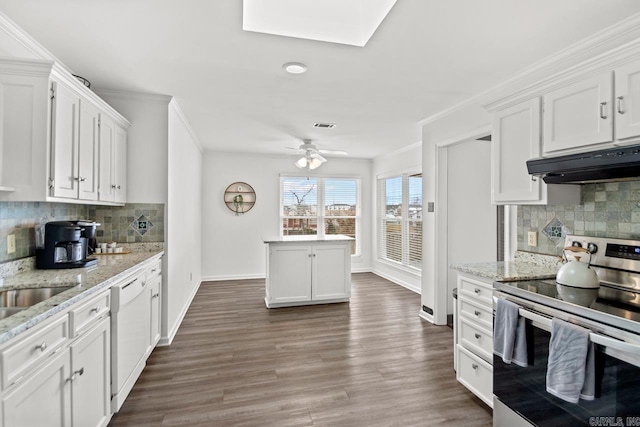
[263,235,352,308]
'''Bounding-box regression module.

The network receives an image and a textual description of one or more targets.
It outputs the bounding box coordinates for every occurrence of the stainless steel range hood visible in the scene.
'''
[527,144,640,184]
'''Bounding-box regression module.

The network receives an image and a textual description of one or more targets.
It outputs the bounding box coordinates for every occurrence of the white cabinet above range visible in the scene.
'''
[0,58,130,205]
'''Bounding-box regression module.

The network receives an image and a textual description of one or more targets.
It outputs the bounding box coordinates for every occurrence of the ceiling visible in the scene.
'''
[0,0,639,159]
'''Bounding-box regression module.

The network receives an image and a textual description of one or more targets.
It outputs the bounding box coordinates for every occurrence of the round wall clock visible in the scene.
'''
[224,182,256,215]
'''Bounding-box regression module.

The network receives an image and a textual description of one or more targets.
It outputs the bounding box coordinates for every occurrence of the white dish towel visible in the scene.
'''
[493,298,528,367]
[546,318,595,403]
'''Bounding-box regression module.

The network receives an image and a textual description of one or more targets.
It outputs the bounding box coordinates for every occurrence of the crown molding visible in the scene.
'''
[0,57,53,76]
[94,88,173,105]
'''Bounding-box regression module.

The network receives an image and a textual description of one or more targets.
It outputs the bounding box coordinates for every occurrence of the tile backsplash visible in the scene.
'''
[518,181,640,256]
[0,202,164,263]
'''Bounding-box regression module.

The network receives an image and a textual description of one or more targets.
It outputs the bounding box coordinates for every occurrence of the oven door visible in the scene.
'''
[493,293,640,427]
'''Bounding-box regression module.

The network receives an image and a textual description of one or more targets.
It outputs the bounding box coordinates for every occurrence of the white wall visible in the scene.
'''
[446,139,495,313]
[201,152,372,281]
[371,142,422,293]
[167,100,202,340]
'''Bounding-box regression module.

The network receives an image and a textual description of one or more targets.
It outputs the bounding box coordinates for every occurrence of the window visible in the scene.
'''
[281,176,360,255]
[377,173,422,270]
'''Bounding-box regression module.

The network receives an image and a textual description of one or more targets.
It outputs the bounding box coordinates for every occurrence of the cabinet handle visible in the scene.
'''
[117,185,121,190]
[151,268,157,273]
[35,342,47,352]
[617,96,625,114]
[474,333,481,339]
[90,307,99,314]
[472,364,479,370]
[474,310,481,316]
[111,184,117,189]
[531,176,537,182]
[474,288,481,294]
[600,101,608,119]
[152,293,160,299]
[67,367,84,383]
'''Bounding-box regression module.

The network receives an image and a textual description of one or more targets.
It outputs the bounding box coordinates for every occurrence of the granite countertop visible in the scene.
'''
[449,252,562,282]
[0,250,163,345]
[263,234,354,243]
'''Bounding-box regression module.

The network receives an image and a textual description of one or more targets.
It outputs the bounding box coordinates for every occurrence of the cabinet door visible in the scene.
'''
[1,349,71,427]
[78,100,99,201]
[615,59,640,141]
[50,81,80,199]
[148,276,161,351]
[312,243,350,301]
[70,317,110,427]
[542,72,613,154]
[492,98,543,203]
[98,114,115,202]
[114,124,127,204]
[268,245,312,304]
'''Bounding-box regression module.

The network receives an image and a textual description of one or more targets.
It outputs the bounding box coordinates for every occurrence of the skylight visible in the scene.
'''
[242,0,397,47]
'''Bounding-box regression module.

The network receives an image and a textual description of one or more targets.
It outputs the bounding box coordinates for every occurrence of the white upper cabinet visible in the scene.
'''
[98,115,127,203]
[0,59,130,205]
[491,98,580,205]
[542,72,614,154]
[50,81,100,201]
[614,59,640,141]
[50,81,81,199]
[542,59,640,156]
[492,98,542,204]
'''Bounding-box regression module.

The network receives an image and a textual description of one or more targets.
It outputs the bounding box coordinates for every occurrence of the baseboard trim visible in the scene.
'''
[201,273,265,282]
[419,309,434,324]
[371,269,421,294]
[157,279,202,347]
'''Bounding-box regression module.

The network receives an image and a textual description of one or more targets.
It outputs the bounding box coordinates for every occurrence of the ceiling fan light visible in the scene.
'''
[295,157,308,168]
[308,158,323,169]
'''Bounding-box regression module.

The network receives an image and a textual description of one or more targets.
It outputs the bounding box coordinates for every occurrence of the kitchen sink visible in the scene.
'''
[0,286,74,308]
[0,307,26,320]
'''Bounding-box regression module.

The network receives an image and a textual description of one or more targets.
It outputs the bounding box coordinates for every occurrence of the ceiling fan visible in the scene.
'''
[289,139,348,170]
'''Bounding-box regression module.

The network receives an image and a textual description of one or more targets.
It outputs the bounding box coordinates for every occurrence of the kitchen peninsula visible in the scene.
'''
[263,235,353,308]
[0,250,163,427]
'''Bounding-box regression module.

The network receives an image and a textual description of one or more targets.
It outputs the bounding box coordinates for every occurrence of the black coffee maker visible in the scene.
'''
[35,221,98,269]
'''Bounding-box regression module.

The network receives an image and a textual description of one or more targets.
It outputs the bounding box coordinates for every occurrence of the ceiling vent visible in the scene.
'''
[313,122,337,129]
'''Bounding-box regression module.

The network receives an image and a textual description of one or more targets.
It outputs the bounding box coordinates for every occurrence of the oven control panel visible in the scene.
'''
[566,235,640,273]
[605,243,640,261]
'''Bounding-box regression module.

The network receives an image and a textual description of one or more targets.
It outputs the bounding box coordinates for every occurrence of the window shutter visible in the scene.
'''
[408,174,423,268]
[379,176,403,264]
[377,173,422,270]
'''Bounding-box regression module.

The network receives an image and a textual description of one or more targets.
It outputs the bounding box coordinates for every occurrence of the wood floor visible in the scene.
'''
[109,273,492,427]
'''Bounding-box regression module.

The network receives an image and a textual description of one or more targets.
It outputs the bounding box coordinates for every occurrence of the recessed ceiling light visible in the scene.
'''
[283,62,307,74]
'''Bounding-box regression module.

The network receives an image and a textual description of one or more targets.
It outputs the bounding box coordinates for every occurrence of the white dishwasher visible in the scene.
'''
[111,272,150,412]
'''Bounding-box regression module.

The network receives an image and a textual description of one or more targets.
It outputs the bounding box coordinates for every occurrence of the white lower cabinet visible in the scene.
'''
[0,290,111,427]
[2,347,71,427]
[264,238,351,308]
[455,272,494,408]
[70,317,111,427]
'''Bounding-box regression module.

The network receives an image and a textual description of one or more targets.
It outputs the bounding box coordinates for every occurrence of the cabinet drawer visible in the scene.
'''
[459,298,493,331]
[69,290,110,337]
[459,317,493,363]
[457,345,493,408]
[145,258,162,282]
[1,314,69,390]
[458,275,493,306]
